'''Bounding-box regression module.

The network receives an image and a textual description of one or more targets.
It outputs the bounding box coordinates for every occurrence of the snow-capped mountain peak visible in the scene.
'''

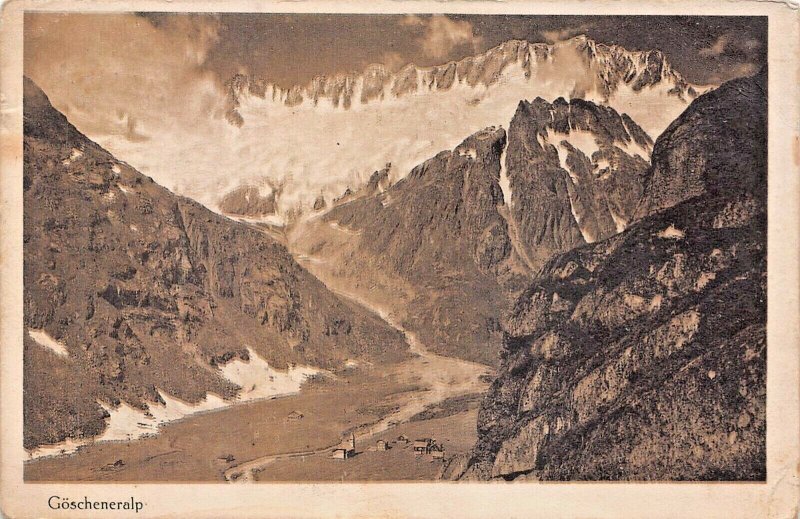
[226,36,697,126]
[80,36,704,224]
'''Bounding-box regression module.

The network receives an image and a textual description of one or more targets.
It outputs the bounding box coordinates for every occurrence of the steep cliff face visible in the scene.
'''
[459,71,766,481]
[23,78,407,450]
[634,74,767,218]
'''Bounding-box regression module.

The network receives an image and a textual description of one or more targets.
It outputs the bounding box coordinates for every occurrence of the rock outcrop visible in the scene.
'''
[23,78,408,450]
[330,164,393,208]
[218,184,277,217]
[459,70,766,481]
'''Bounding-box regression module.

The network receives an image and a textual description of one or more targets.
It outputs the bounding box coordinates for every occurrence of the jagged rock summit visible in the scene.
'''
[293,96,656,366]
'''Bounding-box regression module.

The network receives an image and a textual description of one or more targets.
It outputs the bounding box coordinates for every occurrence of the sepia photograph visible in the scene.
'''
[1,2,798,517]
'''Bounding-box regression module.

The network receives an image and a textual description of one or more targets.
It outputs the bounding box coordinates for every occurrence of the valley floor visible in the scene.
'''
[25,253,492,482]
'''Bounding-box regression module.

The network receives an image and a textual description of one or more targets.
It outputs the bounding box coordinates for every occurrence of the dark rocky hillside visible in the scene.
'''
[22,78,407,450]
[456,70,766,481]
[506,97,651,269]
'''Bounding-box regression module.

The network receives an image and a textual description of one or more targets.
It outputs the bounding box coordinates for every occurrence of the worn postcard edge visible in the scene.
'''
[0,1,798,518]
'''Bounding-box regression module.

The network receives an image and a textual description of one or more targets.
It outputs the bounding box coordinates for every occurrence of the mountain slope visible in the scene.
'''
[456,70,766,481]
[290,99,653,365]
[291,127,514,365]
[23,78,408,450]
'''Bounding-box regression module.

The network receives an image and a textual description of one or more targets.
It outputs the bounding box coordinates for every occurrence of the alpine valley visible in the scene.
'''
[22,34,766,482]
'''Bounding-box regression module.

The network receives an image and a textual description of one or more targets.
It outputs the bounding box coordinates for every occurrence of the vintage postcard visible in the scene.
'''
[1,0,798,517]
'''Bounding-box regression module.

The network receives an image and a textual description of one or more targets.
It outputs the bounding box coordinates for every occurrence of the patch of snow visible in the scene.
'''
[498,137,512,207]
[111,164,122,175]
[546,129,601,186]
[567,192,595,243]
[130,224,138,232]
[28,329,69,357]
[118,184,132,194]
[147,393,229,426]
[617,137,652,162]
[554,142,569,173]
[657,225,685,239]
[25,437,88,460]
[594,158,611,173]
[555,129,601,161]
[234,213,286,228]
[328,221,360,235]
[607,203,628,233]
[26,348,321,460]
[62,148,84,166]
[220,348,320,402]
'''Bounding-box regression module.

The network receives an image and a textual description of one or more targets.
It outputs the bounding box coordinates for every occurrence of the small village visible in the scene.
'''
[331,433,445,461]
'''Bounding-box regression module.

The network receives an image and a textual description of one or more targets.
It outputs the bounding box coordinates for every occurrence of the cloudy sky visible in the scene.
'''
[21,13,767,215]
[27,13,765,90]
[23,13,766,145]
[149,13,766,87]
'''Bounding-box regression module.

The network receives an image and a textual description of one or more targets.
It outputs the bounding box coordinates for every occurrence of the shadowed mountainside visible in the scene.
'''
[23,78,408,450]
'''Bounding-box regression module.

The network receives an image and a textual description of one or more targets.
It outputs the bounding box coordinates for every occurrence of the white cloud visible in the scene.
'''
[699,34,732,57]
[25,13,225,143]
[402,14,483,60]
[540,24,592,44]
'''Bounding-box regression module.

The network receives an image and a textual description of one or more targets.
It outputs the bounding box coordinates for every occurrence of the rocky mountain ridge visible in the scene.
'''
[226,36,696,124]
[453,70,766,481]
[62,35,703,227]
